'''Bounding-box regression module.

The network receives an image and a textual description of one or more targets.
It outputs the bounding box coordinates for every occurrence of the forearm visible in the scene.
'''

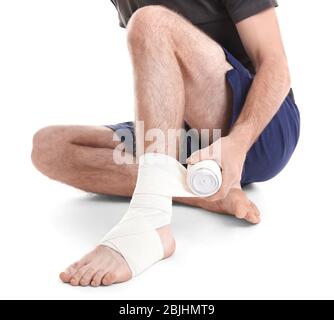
[229,57,291,152]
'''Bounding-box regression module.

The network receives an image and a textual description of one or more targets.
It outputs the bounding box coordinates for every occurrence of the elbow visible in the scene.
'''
[283,64,291,96]
[281,59,291,91]
[280,66,291,96]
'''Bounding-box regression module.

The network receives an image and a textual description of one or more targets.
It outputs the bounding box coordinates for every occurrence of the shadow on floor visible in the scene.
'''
[52,188,258,245]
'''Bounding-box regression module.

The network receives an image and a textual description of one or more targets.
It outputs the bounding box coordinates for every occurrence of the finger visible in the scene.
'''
[186,151,202,165]
[186,147,213,164]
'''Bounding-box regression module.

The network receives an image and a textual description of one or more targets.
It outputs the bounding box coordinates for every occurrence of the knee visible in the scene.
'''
[31,126,68,177]
[127,5,174,47]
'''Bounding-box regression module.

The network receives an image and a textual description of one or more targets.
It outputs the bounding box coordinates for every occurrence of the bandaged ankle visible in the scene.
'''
[100,153,221,276]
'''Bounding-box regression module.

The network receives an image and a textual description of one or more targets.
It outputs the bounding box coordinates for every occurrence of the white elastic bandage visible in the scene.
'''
[187,160,222,197]
[100,153,221,276]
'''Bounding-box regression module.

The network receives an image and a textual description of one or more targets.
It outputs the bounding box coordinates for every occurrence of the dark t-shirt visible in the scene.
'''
[110,0,278,74]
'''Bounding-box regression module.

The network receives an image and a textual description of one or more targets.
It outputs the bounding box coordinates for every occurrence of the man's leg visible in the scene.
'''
[32,128,259,287]
[32,125,138,196]
[32,125,259,218]
[33,6,260,287]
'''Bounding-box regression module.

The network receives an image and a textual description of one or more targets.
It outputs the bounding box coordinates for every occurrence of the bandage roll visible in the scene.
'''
[187,160,222,197]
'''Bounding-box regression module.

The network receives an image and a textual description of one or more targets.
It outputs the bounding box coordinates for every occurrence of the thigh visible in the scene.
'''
[33,125,137,176]
[41,125,124,149]
[157,7,234,137]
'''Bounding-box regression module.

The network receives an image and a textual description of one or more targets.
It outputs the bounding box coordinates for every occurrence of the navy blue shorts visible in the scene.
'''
[107,48,300,186]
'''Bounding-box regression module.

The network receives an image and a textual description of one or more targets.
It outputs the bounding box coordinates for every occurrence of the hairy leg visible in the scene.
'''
[33,6,260,287]
[128,5,234,156]
[32,125,259,221]
[33,127,259,285]
[32,125,138,196]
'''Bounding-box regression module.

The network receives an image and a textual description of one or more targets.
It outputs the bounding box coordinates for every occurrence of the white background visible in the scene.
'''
[0,0,333,300]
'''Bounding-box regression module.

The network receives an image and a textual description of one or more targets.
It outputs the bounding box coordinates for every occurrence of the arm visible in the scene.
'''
[229,7,291,151]
[188,8,291,200]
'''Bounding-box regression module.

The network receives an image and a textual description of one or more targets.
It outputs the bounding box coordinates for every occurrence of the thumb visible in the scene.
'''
[186,151,200,165]
[186,147,213,165]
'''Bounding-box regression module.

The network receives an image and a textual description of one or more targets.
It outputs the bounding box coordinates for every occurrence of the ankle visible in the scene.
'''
[157,225,176,258]
[174,197,211,209]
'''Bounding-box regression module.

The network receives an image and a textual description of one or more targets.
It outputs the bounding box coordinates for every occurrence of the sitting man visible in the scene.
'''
[31,0,300,287]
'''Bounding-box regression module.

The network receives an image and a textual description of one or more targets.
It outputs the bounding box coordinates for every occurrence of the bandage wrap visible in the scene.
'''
[187,160,222,197]
[100,153,221,277]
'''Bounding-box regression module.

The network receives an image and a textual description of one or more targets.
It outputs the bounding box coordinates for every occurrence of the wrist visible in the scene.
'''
[228,125,254,153]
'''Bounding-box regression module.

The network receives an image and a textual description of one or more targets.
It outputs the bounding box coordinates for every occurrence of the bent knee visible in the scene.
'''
[31,126,69,176]
[127,5,175,44]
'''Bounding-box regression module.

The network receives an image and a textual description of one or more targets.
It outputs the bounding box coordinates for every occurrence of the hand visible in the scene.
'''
[187,136,247,201]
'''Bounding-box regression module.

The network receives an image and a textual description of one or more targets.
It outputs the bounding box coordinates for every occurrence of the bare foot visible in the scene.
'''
[201,188,261,224]
[60,225,175,287]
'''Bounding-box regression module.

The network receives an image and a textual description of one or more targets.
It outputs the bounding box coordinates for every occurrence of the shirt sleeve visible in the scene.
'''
[110,0,126,28]
[224,0,278,24]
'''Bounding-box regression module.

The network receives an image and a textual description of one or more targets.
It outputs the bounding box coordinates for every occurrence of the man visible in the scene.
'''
[31,0,300,287]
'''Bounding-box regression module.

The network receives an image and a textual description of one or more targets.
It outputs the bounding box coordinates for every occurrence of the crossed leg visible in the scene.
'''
[32,6,260,287]
[32,126,260,221]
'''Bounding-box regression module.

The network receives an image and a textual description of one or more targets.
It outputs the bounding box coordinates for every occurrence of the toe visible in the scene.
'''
[251,203,261,216]
[91,270,106,287]
[235,202,248,220]
[60,272,72,283]
[246,212,261,224]
[79,267,97,287]
[102,272,117,286]
[234,199,261,224]
[246,203,261,224]
[60,260,87,283]
[70,267,89,286]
